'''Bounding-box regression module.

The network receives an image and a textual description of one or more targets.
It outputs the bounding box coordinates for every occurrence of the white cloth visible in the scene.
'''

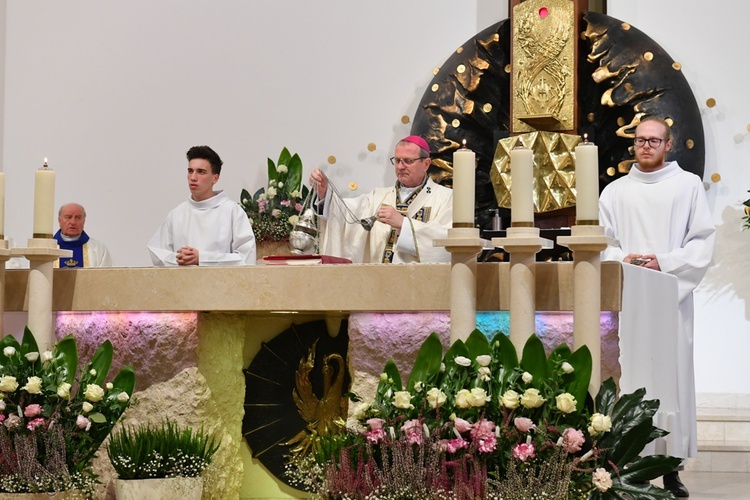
[148,191,256,266]
[70,238,113,268]
[318,178,452,263]
[599,161,715,459]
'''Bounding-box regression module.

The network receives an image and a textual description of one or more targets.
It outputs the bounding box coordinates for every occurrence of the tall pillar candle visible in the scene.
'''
[33,160,55,238]
[574,139,600,223]
[510,145,534,225]
[452,145,476,227]
[0,171,5,238]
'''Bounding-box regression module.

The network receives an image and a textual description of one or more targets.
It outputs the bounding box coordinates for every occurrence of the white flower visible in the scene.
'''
[469,387,490,407]
[41,351,53,363]
[271,208,282,218]
[25,352,40,363]
[277,181,284,189]
[555,393,577,414]
[520,388,545,409]
[258,193,268,201]
[351,400,371,420]
[22,376,42,394]
[455,389,472,409]
[290,190,301,198]
[267,187,277,198]
[84,384,105,402]
[82,402,94,413]
[3,346,15,357]
[440,363,445,373]
[393,391,413,410]
[592,468,613,492]
[561,362,574,374]
[379,373,388,381]
[89,369,97,376]
[500,389,520,409]
[0,400,5,411]
[276,164,288,174]
[454,356,471,367]
[475,355,492,367]
[478,366,491,382]
[346,416,366,434]
[522,371,533,384]
[106,382,114,390]
[117,392,130,403]
[426,388,447,409]
[589,413,612,435]
[413,381,424,393]
[57,382,72,399]
[288,215,299,226]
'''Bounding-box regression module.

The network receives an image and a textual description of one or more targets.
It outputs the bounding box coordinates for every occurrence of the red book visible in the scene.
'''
[262,254,352,265]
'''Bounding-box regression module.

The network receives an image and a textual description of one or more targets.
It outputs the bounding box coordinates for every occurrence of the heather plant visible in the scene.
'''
[107,419,220,479]
[0,327,135,496]
[289,330,681,499]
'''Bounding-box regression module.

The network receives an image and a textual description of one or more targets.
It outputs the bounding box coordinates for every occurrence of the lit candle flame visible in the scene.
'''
[462,139,467,148]
[43,157,48,168]
[583,133,588,142]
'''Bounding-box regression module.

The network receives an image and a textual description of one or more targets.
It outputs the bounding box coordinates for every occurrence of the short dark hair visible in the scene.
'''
[186,145,223,175]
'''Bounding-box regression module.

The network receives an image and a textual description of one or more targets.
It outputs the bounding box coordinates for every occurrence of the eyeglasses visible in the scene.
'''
[390,157,427,166]
[633,137,665,148]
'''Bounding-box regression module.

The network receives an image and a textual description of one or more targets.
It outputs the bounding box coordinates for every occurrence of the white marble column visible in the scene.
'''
[0,240,11,337]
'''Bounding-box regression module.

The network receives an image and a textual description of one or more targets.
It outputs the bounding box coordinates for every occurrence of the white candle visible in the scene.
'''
[452,144,476,226]
[510,146,534,225]
[0,171,4,238]
[33,159,55,237]
[574,138,600,222]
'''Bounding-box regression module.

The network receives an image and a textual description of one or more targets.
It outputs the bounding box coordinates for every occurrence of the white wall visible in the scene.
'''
[2,1,748,394]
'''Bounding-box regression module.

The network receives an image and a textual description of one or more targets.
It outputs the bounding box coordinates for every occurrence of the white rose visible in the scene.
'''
[455,389,472,409]
[413,381,424,393]
[84,384,105,402]
[555,393,577,414]
[454,356,471,367]
[277,181,284,188]
[475,355,492,367]
[267,187,277,198]
[520,388,545,409]
[276,164,288,174]
[561,362,574,374]
[3,346,15,357]
[379,373,388,381]
[522,372,533,384]
[288,215,299,226]
[500,389,520,409]
[258,193,268,201]
[478,366,491,382]
[393,391,413,410]
[592,468,613,492]
[290,190,301,198]
[117,392,130,403]
[469,387,490,407]
[22,376,42,394]
[589,413,612,434]
[57,382,72,399]
[41,351,54,363]
[82,402,94,413]
[106,382,114,390]
[0,400,5,411]
[426,388,447,409]
[25,352,40,363]
[351,400,371,420]
[89,369,97,376]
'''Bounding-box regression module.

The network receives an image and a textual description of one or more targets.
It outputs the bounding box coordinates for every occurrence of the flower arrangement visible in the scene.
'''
[107,419,219,479]
[288,330,680,499]
[241,147,310,243]
[0,327,135,495]
[742,190,750,230]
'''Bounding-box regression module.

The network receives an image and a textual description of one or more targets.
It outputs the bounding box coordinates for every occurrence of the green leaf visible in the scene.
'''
[89,412,107,424]
[609,475,678,499]
[267,157,278,184]
[595,377,617,414]
[87,340,114,386]
[608,418,659,466]
[519,335,548,382]
[277,147,292,168]
[442,340,469,381]
[464,329,490,361]
[20,326,40,356]
[112,365,136,396]
[286,153,303,194]
[490,332,518,388]
[615,454,683,483]
[54,335,78,385]
[407,333,443,391]
[565,344,592,413]
[377,359,402,393]
[0,334,21,372]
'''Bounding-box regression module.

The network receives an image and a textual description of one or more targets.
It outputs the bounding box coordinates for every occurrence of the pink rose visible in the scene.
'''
[24,404,42,418]
[512,442,536,462]
[26,417,45,431]
[366,418,386,430]
[76,415,91,431]
[562,427,585,453]
[446,438,469,453]
[366,428,386,444]
[514,417,535,433]
[295,203,303,212]
[280,200,291,207]
[402,419,423,445]
[453,417,473,434]
[0,414,5,423]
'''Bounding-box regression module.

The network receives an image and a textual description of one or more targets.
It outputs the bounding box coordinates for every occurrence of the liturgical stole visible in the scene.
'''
[382,176,431,263]
[54,230,90,268]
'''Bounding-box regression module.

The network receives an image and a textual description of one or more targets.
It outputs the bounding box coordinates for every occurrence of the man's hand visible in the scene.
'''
[177,246,199,266]
[377,205,404,230]
[625,253,660,271]
[309,169,328,199]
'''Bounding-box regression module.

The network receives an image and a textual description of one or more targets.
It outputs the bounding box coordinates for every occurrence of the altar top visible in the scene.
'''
[4,262,622,313]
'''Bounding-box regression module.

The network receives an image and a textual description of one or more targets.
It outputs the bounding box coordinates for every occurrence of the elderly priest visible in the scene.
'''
[54,203,113,268]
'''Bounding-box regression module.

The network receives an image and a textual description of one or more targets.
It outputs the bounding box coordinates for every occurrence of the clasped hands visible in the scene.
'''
[176,246,199,266]
[625,253,660,271]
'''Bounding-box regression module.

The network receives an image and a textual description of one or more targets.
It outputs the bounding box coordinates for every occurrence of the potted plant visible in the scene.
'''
[107,420,219,500]
[0,327,135,498]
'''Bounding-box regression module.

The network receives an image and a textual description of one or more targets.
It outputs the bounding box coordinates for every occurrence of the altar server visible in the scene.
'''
[54,203,113,268]
[309,136,452,263]
[148,145,256,266]
[599,116,715,497]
